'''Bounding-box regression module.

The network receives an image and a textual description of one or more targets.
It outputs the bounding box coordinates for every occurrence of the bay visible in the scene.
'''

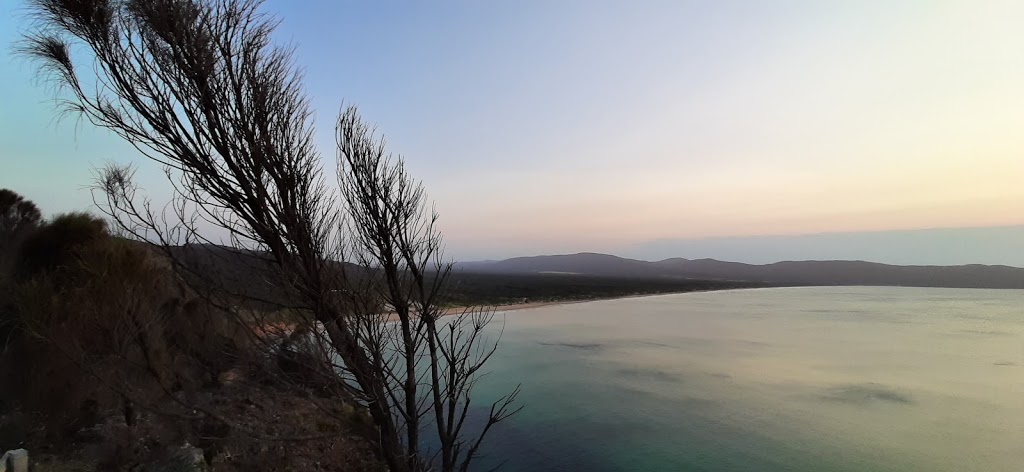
[471,287,1024,471]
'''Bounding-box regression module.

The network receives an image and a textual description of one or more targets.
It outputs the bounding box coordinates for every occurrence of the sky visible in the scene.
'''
[2,1,1023,265]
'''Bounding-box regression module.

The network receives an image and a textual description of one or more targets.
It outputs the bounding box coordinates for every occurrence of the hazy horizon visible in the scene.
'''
[458,224,1024,267]
[3,1,1023,266]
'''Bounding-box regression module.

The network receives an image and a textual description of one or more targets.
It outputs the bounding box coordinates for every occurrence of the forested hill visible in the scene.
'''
[165,245,765,307]
[456,253,1024,289]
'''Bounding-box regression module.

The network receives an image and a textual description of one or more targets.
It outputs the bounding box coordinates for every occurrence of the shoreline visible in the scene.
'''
[477,284,1016,314]
[472,286,759,314]
[382,286,770,322]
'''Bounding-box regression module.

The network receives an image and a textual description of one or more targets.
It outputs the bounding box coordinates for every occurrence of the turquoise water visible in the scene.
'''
[470,287,1024,471]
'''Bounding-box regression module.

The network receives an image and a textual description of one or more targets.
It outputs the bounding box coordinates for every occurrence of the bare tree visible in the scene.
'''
[336,107,521,471]
[21,0,518,470]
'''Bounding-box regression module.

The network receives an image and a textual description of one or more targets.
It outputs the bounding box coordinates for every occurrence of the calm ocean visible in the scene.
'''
[469,287,1024,471]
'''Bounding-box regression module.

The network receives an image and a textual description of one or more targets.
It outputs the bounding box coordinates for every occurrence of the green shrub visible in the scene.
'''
[1,213,250,440]
[0,189,42,263]
[0,190,43,357]
[14,212,108,282]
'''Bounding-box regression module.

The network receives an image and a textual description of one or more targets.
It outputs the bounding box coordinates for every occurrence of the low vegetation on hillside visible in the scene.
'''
[444,272,766,307]
[0,191,380,471]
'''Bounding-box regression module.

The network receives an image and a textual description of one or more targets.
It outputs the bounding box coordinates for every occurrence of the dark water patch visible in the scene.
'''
[703,371,733,379]
[615,367,684,383]
[733,338,773,347]
[618,386,660,400]
[538,341,603,350]
[951,314,1002,322]
[659,336,771,349]
[801,308,874,315]
[956,329,1014,337]
[634,340,675,348]
[820,383,914,405]
[480,427,619,472]
[673,395,718,410]
[457,408,621,472]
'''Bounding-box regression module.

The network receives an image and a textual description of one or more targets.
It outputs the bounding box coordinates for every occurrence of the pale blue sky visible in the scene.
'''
[2,1,1023,264]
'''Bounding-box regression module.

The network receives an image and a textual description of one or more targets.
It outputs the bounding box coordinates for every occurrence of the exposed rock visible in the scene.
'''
[0,449,29,472]
[146,443,208,472]
[217,368,244,386]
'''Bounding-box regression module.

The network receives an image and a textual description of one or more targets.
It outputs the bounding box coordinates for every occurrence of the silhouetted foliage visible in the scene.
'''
[0,189,42,277]
[0,190,43,353]
[15,212,107,280]
[0,189,41,240]
[1,212,237,434]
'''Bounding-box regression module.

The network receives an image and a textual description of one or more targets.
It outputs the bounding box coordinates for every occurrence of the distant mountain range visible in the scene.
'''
[456,253,1024,289]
